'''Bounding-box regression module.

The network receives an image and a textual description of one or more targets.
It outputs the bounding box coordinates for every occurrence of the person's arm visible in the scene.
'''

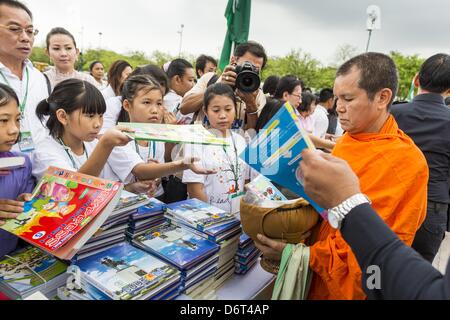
[186,183,208,203]
[179,92,204,115]
[300,149,450,300]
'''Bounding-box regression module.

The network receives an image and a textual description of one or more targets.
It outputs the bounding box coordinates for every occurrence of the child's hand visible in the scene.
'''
[0,199,25,226]
[102,126,134,148]
[125,180,158,197]
[180,157,217,175]
[163,111,177,125]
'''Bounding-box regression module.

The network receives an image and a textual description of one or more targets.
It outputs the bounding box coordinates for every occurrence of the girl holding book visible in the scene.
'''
[33,78,213,195]
[183,83,251,214]
[0,83,35,257]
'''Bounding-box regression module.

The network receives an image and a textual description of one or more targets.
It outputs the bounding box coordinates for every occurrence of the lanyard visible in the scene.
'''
[0,67,30,114]
[222,133,240,192]
[135,140,155,162]
[58,138,88,170]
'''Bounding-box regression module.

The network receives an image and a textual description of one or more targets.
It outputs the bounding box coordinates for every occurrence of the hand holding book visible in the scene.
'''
[0,194,31,226]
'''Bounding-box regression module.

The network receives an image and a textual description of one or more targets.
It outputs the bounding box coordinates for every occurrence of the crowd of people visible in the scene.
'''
[0,0,449,300]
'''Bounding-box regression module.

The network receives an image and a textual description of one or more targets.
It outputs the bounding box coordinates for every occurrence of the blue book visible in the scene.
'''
[132,223,220,271]
[165,199,238,231]
[131,198,166,220]
[240,102,327,218]
[75,242,180,300]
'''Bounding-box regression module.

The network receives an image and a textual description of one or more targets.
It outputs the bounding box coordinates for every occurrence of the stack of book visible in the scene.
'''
[132,222,220,295]
[0,246,69,299]
[73,190,150,261]
[127,198,167,239]
[234,233,261,275]
[71,242,181,300]
[164,199,241,295]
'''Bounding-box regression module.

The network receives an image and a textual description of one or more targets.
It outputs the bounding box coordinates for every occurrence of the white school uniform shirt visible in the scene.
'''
[182,131,250,214]
[101,96,123,132]
[311,104,329,139]
[134,140,166,197]
[32,136,144,182]
[101,84,116,100]
[0,60,49,149]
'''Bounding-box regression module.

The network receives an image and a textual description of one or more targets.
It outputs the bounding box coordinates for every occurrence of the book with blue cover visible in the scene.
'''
[240,102,327,219]
[165,199,238,231]
[132,223,220,271]
[130,198,166,220]
[75,242,180,300]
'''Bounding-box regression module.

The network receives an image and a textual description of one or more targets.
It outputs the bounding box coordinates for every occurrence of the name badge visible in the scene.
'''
[19,131,35,152]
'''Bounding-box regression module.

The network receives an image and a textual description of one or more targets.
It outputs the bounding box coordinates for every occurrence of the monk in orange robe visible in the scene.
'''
[256,52,428,300]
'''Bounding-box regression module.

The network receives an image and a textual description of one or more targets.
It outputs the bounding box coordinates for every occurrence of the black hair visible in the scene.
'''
[274,75,302,99]
[319,88,334,103]
[337,52,398,107]
[117,74,162,123]
[418,53,450,94]
[195,55,218,78]
[89,61,103,72]
[46,27,77,49]
[0,83,19,107]
[166,59,194,80]
[203,83,236,111]
[234,41,268,70]
[0,0,32,20]
[255,98,285,133]
[108,60,132,96]
[262,75,280,97]
[130,64,169,95]
[298,92,317,113]
[35,79,106,139]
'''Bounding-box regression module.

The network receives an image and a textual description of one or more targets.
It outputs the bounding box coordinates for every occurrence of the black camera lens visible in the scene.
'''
[235,61,261,93]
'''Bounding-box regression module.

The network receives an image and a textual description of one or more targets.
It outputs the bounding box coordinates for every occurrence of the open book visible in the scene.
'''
[0,167,122,260]
[118,122,229,146]
[240,102,327,219]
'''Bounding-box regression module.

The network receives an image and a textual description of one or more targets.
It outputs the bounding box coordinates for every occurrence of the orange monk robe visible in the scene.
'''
[308,115,429,300]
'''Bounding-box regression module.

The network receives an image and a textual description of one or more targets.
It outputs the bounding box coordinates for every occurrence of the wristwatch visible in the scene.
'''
[327,193,371,229]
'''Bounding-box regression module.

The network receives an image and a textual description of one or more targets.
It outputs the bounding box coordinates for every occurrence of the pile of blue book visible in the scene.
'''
[132,222,220,294]
[67,242,181,300]
[72,190,150,261]
[127,198,167,239]
[234,233,261,275]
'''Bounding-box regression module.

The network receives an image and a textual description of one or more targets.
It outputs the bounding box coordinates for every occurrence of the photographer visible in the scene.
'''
[179,41,267,131]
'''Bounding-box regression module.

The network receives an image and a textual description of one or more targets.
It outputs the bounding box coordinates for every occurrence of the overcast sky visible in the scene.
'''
[24,0,450,65]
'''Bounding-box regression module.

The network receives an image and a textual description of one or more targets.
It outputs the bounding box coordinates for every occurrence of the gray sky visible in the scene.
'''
[24,0,450,65]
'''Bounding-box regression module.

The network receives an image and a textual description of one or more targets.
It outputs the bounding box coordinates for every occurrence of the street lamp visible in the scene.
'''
[98,32,103,49]
[365,5,381,52]
[177,24,184,57]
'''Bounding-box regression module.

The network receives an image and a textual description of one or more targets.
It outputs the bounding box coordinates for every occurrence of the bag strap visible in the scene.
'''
[43,73,52,95]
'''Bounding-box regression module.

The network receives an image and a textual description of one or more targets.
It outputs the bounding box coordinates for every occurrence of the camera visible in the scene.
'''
[234,61,261,93]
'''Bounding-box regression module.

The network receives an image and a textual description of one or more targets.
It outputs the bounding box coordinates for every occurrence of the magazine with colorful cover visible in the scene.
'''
[240,102,327,218]
[245,175,287,201]
[0,246,67,296]
[75,242,181,300]
[0,167,123,260]
[118,122,229,146]
[133,223,220,270]
[165,199,238,232]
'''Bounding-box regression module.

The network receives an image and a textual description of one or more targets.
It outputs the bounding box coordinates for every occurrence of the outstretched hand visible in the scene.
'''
[180,157,217,175]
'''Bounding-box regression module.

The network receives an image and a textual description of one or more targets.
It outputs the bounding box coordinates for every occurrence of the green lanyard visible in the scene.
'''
[58,138,88,170]
[0,67,30,114]
[222,133,240,192]
[135,140,156,162]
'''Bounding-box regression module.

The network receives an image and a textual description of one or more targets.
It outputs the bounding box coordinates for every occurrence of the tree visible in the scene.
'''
[390,51,424,100]
[333,44,359,67]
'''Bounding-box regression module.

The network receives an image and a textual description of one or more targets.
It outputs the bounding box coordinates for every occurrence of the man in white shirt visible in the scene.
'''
[0,0,48,151]
[311,88,334,139]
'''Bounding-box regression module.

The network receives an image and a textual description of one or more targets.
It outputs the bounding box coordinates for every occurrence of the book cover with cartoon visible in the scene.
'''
[133,223,220,270]
[0,167,121,253]
[75,242,180,300]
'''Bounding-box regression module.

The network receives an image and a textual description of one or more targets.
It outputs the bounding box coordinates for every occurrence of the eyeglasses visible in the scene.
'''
[290,93,302,100]
[0,24,39,37]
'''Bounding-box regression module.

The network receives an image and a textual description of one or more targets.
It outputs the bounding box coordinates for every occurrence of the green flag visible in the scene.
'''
[219,0,252,71]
